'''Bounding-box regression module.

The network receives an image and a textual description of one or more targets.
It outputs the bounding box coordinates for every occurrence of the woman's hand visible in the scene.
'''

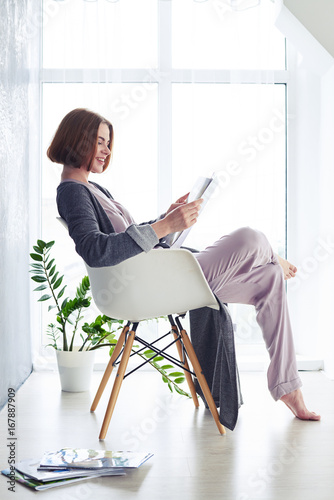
[151,198,203,240]
[165,193,190,215]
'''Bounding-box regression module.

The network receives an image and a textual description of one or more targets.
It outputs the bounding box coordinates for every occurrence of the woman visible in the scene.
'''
[50,108,320,421]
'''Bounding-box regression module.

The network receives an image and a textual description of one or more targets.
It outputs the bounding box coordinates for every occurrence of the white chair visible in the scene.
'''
[57,217,225,438]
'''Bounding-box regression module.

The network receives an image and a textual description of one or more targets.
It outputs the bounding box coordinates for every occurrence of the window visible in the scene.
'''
[172,0,285,70]
[41,0,287,350]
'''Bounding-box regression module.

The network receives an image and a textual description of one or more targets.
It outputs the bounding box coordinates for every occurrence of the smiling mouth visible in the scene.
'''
[96,158,105,164]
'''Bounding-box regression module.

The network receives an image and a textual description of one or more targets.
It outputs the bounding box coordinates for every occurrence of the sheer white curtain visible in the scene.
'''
[39,0,286,362]
[0,0,40,397]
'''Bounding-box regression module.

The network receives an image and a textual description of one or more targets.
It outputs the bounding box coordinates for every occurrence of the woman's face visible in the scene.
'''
[90,122,111,174]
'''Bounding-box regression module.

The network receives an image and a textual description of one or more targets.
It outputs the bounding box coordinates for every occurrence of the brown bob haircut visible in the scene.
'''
[47,108,114,171]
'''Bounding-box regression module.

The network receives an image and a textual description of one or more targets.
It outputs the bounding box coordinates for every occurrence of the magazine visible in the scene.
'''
[15,458,125,482]
[39,449,154,470]
[165,173,218,248]
[1,467,124,491]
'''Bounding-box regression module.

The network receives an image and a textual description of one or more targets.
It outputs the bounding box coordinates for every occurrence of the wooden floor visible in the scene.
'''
[0,369,333,500]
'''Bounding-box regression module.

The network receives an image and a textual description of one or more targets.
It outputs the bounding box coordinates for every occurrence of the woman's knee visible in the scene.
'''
[229,226,276,267]
[231,226,265,253]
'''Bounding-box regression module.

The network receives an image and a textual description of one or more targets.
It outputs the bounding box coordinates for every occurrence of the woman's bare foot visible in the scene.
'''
[281,389,321,420]
[277,255,297,280]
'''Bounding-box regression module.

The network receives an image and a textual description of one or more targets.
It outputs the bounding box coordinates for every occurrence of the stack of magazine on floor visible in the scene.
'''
[1,448,153,491]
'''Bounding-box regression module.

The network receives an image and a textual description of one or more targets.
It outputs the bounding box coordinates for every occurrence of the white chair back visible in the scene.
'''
[57,217,219,321]
[86,249,219,321]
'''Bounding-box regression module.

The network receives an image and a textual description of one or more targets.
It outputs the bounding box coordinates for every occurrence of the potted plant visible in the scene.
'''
[30,239,190,396]
[30,239,122,392]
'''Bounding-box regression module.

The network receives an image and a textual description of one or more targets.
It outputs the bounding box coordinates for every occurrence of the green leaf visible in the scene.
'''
[38,294,52,302]
[46,323,60,349]
[153,356,164,362]
[174,377,185,384]
[107,332,117,339]
[33,284,48,291]
[48,305,57,312]
[57,286,67,299]
[143,349,155,357]
[53,276,63,290]
[169,372,184,378]
[33,245,43,254]
[45,241,55,249]
[174,385,184,395]
[61,298,68,309]
[30,263,43,269]
[161,364,174,370]
[29,269,44,274]
[31,276,47,283]
[167,381,173,393]
[30,253,43,262]
[37,239,46,249]
[49,265,56,277]
[51,271,59,285]
[76,277,90,301]
[46,258,55,270]
[162,376,168,383]
[175,386,191,397]
[61,296,90,319]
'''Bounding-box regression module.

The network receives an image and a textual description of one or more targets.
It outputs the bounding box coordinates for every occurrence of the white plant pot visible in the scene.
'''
[56,348,95,392]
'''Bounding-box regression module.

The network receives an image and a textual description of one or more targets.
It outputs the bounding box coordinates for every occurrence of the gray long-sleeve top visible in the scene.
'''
[57,180,163,267]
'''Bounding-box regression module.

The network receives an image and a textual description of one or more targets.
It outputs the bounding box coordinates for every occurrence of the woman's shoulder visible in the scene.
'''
[57,180,113,200]
[57,179,90,193]
[56,180,95,210]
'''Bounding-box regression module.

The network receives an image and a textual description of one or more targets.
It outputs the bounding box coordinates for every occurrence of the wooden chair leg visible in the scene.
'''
[179,328,226,435]
[90,324,129,412]
[171,325,199,408]
[99,329,136,440]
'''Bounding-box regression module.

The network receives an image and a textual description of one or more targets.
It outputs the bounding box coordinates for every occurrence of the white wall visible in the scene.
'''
[318,65,334,378]
[275,0,334,376]
[286,47,323,360]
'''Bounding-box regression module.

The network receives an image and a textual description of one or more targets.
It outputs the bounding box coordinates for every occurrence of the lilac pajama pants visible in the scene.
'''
[195,227,302,400]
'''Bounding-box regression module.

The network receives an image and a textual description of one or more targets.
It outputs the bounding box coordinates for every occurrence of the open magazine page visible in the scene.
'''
[165,173,218,248]
[39,449,154,470]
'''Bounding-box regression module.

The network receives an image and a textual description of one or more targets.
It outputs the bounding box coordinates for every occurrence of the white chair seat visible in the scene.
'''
[86,248,219,322]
